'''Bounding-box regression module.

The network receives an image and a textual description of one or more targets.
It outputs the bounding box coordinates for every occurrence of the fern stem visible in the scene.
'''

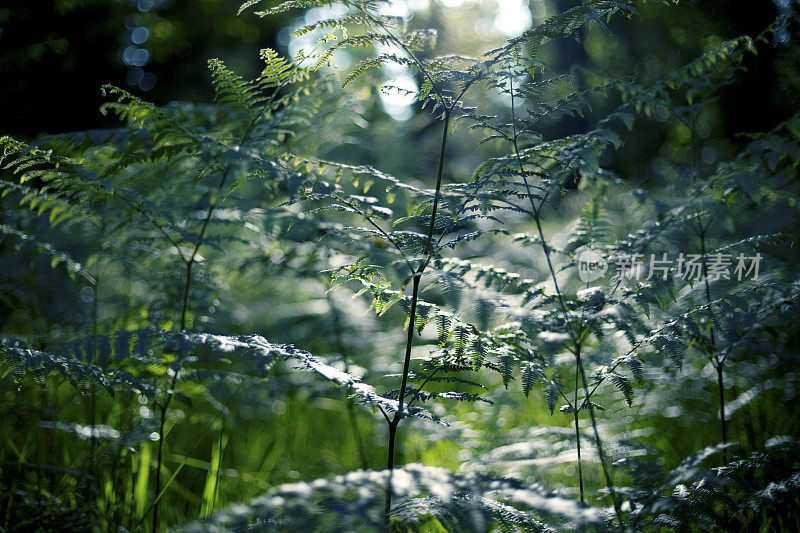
[423,112,451,262]
[179,117,257,330]
[384,421,399,519]
[133,379,249,531]
[178,168,226,330]
[509,74,574,343]
[699,222,733,529]
[508,72,623,523]
[152,371,177,533]
[574,350,585,504]
[394,273,422,420]
[699,230,727,466]
[179,260,194,331]
[717,363,728,454]
[577,357,623,520]
[153,118,258,530]
[385,272,421,519]
[154,119,257,532]
[385,110,451,519]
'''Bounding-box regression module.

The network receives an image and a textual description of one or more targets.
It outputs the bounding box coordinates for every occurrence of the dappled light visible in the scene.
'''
[1,0,800,531]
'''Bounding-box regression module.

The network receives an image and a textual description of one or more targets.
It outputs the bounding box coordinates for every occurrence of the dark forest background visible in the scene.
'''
[1,0,795,138]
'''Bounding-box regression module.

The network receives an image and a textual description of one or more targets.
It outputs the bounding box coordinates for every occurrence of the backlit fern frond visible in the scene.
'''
[240,0,334,17]
[178,463,608,532]
[168,332,443,423]
[209,49,308,115]
[0,336,157,397]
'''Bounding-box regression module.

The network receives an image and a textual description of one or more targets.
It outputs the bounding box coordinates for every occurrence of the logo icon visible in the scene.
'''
[576,249,608,282]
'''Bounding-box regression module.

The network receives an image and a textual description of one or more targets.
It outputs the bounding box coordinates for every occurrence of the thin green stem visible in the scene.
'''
[699,230,727,467]
[208,424,224,517]
[578,359,623,520]
[153,116,258,532]
[405,369,438,410]
[134,377,249,530]
[180,117,257,330]
[152,371,178,533]
[385,110,451,519]
[509,72,623,523]
[574,345,584,504]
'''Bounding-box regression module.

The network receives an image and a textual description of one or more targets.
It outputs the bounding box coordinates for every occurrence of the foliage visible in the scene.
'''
[1,0,800,531]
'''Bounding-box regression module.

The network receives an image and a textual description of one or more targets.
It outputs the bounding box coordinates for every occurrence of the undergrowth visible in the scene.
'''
[1,0,800,531]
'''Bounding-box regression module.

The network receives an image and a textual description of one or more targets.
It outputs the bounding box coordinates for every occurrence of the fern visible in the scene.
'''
[3,0,800,530]
[179,463,607,532]
[0,336,155,397]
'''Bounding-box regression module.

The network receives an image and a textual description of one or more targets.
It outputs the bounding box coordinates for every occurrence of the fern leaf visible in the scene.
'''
[544,380,563,415]
[435,314,452,347]
[521,362,543,397]
[499,350,515,389]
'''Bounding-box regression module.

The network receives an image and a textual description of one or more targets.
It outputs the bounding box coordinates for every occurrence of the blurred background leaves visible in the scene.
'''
[1,1,800,531]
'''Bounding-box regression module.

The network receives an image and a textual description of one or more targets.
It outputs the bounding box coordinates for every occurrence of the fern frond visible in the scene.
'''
[170,332,443,423]
[0,337,156,397]
[178,463,605,532]
[240,0,332,17]
[0,224,94,282]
